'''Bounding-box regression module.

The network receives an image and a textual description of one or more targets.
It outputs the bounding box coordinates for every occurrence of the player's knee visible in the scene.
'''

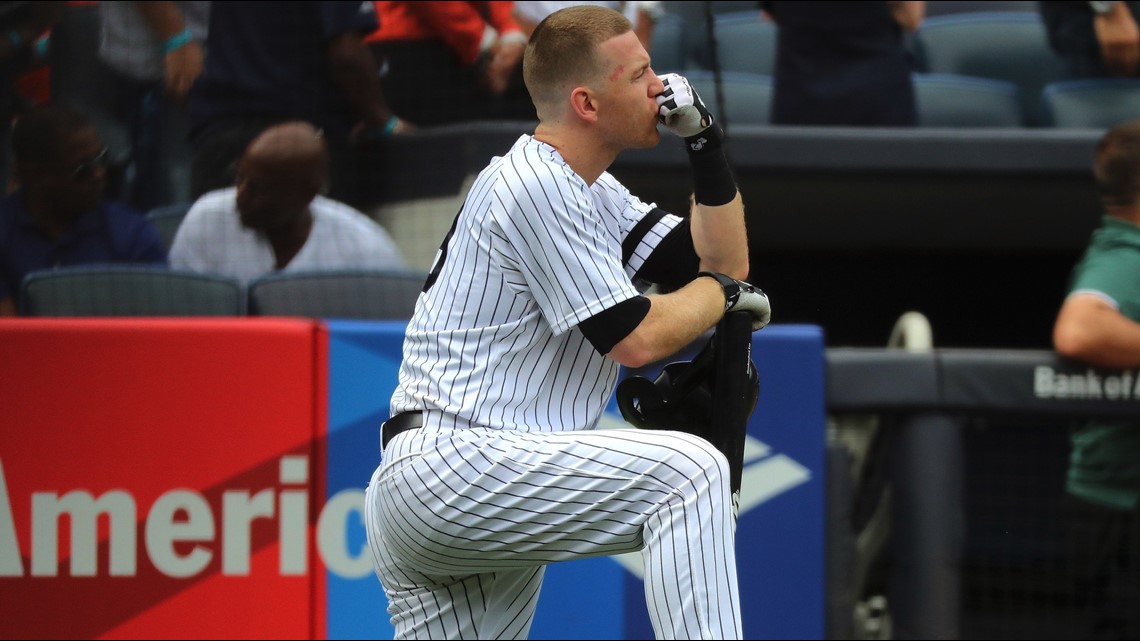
[660,430,731,489]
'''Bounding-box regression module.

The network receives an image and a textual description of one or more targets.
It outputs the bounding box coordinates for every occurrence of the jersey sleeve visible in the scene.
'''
[595,172,684,280]
[492,154,640,336]
[1070,245,1140,322]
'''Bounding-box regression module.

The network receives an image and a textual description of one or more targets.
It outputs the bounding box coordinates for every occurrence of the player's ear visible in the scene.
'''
[570,86,599,124]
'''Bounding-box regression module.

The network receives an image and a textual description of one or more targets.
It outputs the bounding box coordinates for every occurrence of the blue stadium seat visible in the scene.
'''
[925,1,1037,17]
[247,268,426,320]
[20,265,244,316]
[683,70,773,127]
[649,13,687,73]
[912,11,1068,126]
[912,73,1023,127]
[145,202,192,251]
[707,10,778,76]
[1041,78,1140,129]
[660,0,760,70]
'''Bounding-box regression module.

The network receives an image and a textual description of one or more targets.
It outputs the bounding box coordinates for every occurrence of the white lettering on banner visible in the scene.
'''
[1034,366,1140,401]
[0,456,372,579]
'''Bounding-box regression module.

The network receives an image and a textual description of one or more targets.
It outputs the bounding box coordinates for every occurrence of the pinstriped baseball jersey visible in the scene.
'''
[368,132,744,639]
[391,134,682,432]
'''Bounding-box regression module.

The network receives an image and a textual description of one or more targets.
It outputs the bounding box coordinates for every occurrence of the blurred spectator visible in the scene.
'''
[1052,117,1140,639]
[83,1,210,211]
[1041,1,1140,78]
[187,1,405,210]
[0,104,167,316]
[761,1,925,126]
[511,1,663,50]
[1,1,62,193]
[170,121,405,287]
[365,1,537,126]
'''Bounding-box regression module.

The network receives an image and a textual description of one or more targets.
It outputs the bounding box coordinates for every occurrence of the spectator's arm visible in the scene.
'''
[0,297,15,317]
[131,1,204,101]
[888,1,925,33]
[326,31,410,137]
[481,1,526,95]
[1054,293,1140,369]
[404,1,498,65]
[1093,0,1140,76]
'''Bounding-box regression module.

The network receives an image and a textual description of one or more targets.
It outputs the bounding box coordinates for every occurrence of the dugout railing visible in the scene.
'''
[825,345,1140,640]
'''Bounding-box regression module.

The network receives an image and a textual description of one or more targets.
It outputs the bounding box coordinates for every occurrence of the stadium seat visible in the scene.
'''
[246,269,425,320]
[912,11,1068,126]
[925,0,1037,17]
[660,0,760,70]
[20,265,244,316]
[912,73,1023,127]
[649,13,687,73]
[684,70,773,127]
[145,202,192,250]
[707,10,778,76]
[1041,78,1140,129]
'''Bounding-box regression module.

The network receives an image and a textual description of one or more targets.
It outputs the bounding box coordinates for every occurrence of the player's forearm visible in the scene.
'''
[691,192,748,280]
[609,279,725,367]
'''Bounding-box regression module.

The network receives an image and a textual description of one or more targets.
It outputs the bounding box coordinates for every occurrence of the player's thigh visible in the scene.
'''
[370,427,729,573]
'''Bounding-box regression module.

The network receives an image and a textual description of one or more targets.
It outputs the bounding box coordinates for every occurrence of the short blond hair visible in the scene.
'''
[523,5,632,110]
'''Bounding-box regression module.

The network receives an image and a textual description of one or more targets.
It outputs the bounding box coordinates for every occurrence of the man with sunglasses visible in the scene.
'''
[0,104,168,316]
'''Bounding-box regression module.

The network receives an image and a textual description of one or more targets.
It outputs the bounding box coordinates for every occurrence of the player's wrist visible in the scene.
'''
[696,271,736,313]
[686,125,736,206]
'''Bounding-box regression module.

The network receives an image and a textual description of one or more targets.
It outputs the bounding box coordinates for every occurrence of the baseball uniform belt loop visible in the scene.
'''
[381,411,423,449]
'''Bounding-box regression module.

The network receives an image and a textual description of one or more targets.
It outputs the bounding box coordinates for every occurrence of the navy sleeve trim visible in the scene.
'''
[578,295,651,355]
[637,218,699,291]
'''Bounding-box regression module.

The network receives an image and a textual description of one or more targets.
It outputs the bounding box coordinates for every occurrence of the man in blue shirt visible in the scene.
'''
[0,104,167,316]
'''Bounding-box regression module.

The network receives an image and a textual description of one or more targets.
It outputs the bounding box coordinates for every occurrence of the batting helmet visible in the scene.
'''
[615,332,759,440]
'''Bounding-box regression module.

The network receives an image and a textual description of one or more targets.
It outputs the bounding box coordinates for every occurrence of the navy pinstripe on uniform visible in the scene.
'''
[366,134,742,639]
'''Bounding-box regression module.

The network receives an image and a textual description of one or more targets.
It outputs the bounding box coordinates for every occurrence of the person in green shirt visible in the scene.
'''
[1053,117,1140,639]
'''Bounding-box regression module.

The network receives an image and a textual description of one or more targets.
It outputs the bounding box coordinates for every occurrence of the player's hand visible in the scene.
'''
[656,73,715,138]
[727,280,771,331]
[701,271,771,331]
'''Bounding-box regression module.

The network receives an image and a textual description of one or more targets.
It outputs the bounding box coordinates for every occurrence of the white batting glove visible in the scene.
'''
[727,281,771,331]
[699,271,772,331]
[656,73,716,138]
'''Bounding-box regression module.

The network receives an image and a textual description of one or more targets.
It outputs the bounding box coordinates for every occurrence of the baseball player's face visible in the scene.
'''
[596,30,663,149]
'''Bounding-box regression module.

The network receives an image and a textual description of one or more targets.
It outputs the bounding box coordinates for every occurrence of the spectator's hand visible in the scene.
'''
[164,40,204,102]
[483,38,525,95]
[1095,2,1140,76]
[350,116,416,145]
[655,73,715,138]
